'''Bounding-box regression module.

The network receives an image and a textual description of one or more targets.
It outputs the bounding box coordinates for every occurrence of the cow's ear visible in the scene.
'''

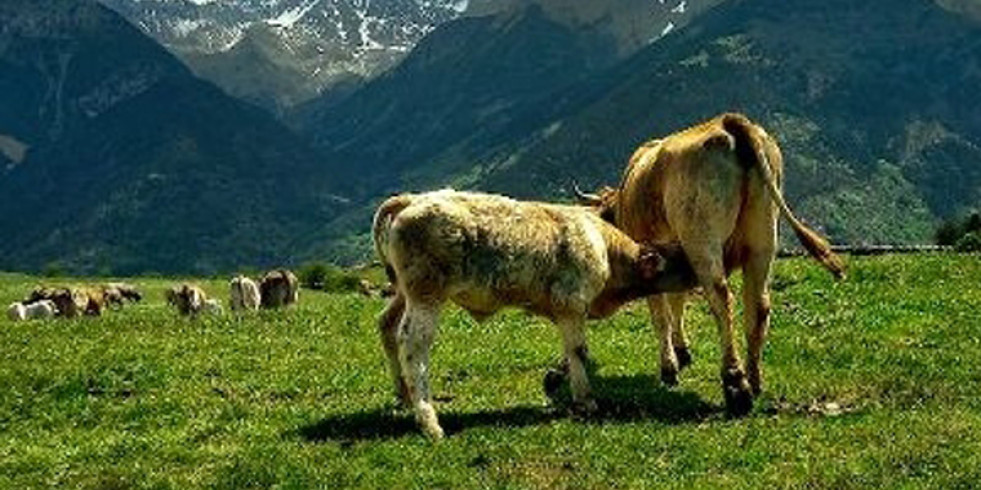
[638,247,666,280]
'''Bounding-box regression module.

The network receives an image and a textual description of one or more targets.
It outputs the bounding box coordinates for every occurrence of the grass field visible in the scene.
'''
[1,254,980,488]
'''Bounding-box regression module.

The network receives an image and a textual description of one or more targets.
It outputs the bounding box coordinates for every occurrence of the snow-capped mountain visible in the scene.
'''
[98,0,719,114]
[97,0,470,112]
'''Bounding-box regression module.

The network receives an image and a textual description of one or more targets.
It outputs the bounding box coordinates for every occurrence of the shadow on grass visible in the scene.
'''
[295,373,718,443]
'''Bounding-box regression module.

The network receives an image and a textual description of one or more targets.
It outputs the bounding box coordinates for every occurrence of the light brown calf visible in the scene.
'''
[373,190,697,439]
[576,113,845,415]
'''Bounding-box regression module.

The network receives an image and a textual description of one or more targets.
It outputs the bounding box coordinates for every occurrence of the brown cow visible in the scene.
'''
[576,113,845,415]
[259,269,299,308]
[373,190,697,438]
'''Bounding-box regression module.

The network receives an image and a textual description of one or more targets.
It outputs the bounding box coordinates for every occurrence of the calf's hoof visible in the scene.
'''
[417,404,445,440]
[660,366,679,387]
[722,368,753,417]
[674,346,693,371]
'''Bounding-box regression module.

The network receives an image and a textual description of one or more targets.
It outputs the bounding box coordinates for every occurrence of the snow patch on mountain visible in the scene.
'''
[266,0,320,28]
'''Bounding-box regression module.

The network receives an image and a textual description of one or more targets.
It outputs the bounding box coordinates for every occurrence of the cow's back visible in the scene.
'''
[614,115,778,256]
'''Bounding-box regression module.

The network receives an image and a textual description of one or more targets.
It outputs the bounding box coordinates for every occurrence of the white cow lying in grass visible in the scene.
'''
[7,300,58,321]
[373,190,697,439]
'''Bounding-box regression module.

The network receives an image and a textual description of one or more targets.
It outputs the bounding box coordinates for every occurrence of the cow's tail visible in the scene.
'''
[372,194,413,285]
[722,113,846,279]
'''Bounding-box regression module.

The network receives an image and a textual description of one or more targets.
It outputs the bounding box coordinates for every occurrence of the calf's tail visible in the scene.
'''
[372,194,413,284]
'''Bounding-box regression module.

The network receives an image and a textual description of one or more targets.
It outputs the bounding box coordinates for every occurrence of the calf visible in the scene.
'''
[373,190,696,439]
[229,276,261,311]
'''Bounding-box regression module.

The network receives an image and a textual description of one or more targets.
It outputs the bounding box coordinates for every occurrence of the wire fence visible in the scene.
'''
[778,244,953,258]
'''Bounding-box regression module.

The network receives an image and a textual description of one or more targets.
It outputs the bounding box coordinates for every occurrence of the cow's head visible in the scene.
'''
[572,181,619,224]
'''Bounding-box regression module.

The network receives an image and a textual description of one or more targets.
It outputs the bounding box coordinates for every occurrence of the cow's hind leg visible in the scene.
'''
[648,294,680,386]
[398,299,444,439]
[743,251,774,396]
[378,292,410,405]
[688,251,752,416]
[556,315,597,414]
[669,293,693,371]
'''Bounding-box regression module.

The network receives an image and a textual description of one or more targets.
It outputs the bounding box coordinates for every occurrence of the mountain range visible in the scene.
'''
[299,0,981,262]
[0,0,345,274]
[96,0,720,115]
[1,0,979,273]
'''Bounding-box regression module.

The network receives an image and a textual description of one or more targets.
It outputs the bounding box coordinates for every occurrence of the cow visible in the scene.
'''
[574,112,846,415]
[229,275,261,311]
[25,286,89,318]
[373,189,698,439]
[77,287,110,316]
[103,283,142,308]
[24,300,58,319]
[166,284,208,316]
[259,269,299,308]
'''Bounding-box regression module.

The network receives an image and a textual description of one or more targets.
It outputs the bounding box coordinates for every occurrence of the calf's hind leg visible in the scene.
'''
[378,292,410,405]
[398,299,444,439]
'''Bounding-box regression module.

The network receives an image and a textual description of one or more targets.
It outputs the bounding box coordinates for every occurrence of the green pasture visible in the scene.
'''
[1,254,979,488]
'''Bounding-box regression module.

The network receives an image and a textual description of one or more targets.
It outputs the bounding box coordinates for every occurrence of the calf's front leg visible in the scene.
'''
[398,300,444,439]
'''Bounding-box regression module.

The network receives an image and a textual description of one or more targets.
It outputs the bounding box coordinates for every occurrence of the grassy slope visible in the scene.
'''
[1,254,979,488]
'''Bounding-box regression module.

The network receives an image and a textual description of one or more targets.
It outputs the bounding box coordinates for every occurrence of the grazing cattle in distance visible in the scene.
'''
[373,190,697,439]
[7,302,26,321]
[259,270,299,308]
[229,276,261,311]
[103,283,142,308]
[78,288,110,316]
[26,286,89,318]
[166,284,208,316]
[575,112,845,415]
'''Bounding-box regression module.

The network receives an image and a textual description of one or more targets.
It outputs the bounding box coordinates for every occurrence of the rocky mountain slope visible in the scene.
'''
[98,0,718,115]
[97,0,471,114]
[476,0,981,246]
[0,0,344,274]
[305,0,981,262]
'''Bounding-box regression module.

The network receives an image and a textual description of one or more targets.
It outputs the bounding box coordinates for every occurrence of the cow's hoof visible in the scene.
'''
[660,366,679,387]
[722,368,753,417]
[674,346,693,371]
[749,374,763,397]
[543,368,566,399]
